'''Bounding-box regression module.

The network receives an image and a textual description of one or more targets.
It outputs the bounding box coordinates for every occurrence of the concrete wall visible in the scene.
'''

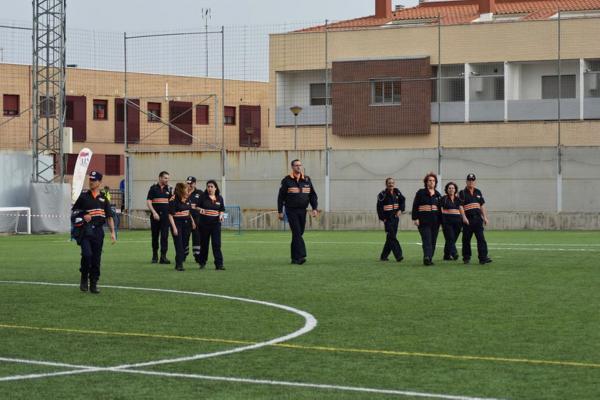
[128,147,600,230]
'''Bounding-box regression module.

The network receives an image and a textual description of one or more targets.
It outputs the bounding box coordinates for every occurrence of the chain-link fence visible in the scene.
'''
[1,11,600,227]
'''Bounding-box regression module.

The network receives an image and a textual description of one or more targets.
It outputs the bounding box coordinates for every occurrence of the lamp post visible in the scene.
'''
[289,106,303,151]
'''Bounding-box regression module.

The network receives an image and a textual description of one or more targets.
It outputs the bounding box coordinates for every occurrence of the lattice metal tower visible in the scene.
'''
[31,0,66,183]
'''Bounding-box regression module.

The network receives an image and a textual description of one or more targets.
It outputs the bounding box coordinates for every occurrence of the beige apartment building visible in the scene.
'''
[269,0,600,150]
[0,64,268,188]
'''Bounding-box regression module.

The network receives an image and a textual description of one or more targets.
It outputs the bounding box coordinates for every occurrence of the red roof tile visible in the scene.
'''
[298,0,600,31]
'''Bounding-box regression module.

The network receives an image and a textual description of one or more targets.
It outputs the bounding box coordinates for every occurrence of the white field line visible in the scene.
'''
[0,282,504,400]
[49,238,600,249]
[0,357,96,370]
[0,281,317,371]
[117,369,505,400]
[0,359,504,400]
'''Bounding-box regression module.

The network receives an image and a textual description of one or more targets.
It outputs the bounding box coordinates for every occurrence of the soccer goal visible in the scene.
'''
[0,207,32,235]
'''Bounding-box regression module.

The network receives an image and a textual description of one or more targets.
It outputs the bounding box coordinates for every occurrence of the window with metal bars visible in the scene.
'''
[371,80,401,105]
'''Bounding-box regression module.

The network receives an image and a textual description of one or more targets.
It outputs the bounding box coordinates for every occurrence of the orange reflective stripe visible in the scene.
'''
[442,209,461,215]
[152,199,169,203]
[203,210,221,217]
[174,211,190,217]
[288,188,301,193]
[464,203,481,210]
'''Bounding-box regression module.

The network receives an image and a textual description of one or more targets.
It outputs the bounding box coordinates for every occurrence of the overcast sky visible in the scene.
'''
[2,0,419,30]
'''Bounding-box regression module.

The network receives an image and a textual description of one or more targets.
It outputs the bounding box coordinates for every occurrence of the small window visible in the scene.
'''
[147,102,161,122]
[310,83,332,106]
[542,75,576,99]
[93,100,108,120]
[196,104,209,125]
[39,96,56,117]
[224,106,236,125]
[105,155,121,176]
[371,80,401,105]
[3,94,19,116]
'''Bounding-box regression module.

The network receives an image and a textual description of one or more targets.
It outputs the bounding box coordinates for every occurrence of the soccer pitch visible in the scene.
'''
[1,230,599,400]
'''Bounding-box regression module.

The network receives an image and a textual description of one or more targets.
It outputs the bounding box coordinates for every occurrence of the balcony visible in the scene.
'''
[508,99,580,121]
[431,102,464,123]
[275,105,331,126]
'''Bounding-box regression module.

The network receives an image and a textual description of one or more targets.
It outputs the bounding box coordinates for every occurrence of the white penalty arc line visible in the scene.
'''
[0,282,504,400]
[0,280,317,370]
[0,359,504,400]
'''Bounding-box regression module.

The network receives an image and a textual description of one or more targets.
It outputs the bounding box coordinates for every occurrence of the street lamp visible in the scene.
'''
[289,106,303,150]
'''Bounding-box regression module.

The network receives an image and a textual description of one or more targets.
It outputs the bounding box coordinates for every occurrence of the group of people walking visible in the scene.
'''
[378,172,492,266]
[72,159,491,294]
[146,171,225,272]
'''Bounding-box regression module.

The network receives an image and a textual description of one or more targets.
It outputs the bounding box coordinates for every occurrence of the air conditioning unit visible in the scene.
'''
[472,76,484,92]
[591,75,598,91]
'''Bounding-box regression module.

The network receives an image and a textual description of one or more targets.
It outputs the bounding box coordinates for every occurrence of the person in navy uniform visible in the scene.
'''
[440,182,463,261]
[168,182,196,272]
[277,159,318,265]
[459,173,492,265]
[197,180,226,270]
[72,171,116,294]
[376,177,406,262]
[187,176,204,264]
[146,171,172,264]
[412,172,442,266]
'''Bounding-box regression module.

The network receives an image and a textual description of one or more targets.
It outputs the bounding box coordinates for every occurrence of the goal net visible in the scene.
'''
[0,207,32,235]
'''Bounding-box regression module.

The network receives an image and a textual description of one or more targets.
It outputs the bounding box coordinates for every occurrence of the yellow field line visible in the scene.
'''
[1,323,599,370]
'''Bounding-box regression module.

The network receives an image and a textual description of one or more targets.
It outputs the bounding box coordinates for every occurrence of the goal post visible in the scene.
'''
[0,207,32,235]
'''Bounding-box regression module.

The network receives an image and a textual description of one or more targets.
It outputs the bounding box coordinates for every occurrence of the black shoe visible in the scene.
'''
[175,265,185,271]
[479,258,493,265]
[216,266,225,271]
[396,256,404,262]
[379,257,389,262]
[464,259,471,264]
[198,263,206,270]
[159,256,171,265]
[291,259,300,265]
[453,254,459,261]
[443,255,452,261]
[151,257,158,264]
[424,258,433,266]
[89,281,100,294]
[79,275,88,292]
[298,258,306,265]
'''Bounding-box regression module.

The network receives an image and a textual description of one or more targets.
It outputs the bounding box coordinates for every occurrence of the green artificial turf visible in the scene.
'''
[0,229,599,399]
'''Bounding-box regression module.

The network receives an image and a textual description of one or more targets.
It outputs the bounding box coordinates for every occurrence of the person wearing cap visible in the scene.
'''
[459,174,492,265]
[72,171,117,294]
[277,159,319,265]
[411,172,442,266]
[376,177,406,262]
[441,181,463,261]
[146,171,172,264]
[197,180,226,270]
[168,182,196,271]
[187,176,203,264]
